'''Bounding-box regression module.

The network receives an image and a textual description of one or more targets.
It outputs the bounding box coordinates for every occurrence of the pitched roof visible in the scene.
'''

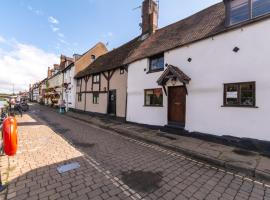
[75,2,270,78]
[75,37,143,78]
[124,2,226,64]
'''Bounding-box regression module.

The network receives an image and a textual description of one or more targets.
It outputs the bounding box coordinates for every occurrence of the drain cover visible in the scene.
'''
[121,170,163,193]
[57,162,80,174]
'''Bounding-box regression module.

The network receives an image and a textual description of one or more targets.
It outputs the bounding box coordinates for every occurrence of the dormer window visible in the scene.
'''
[91,55,96,61]
[228,0,270,25]
[149,54,164,73]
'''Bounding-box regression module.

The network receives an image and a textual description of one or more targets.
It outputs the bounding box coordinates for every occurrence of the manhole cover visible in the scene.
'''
[233,149,256,156]
[121,170,163,193]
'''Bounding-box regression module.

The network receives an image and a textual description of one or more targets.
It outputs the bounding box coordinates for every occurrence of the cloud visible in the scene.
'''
[51,26,59,32]
[27,5,43,16]
[0,39,58,93]
[58,33,65,38]
[48,16,59,24]
[103,32,113,38]
[58,38,69,45]
[0,35,5,43]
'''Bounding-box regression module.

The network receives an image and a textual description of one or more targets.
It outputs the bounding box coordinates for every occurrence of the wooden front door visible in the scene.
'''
[108,90,116,115]
[168,86,186,126]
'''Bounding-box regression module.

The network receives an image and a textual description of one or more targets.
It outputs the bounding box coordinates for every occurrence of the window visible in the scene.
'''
[91,55,96,61]
[144,88,163,107]
[149,54,164,72]
[120,67,125,75]
[224,82,256,107]
[93,74,100,83]
[78,93,82,102]
[228,0,270,25]
[93,93,99,104]
[76,79,81,87]
[229,0,250,25]
[253,0,270,17]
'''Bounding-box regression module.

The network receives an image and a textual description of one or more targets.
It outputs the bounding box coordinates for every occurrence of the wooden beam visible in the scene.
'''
[102,72,109,81]
[162,85,167,96]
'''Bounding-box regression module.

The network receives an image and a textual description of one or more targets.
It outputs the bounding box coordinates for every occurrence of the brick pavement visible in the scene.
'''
[0,114,142,200]
[1,104,270,200]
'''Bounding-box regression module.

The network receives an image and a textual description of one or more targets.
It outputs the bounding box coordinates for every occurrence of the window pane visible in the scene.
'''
[145,89,163,106]
[240,83,254,106]
[150,55,164,71]
[230,0,250,25]
[225,84,238,105]
[253,0,270,17]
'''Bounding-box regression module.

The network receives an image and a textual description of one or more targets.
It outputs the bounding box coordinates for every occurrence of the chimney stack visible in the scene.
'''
[47,67,52,78]
[141,0,158,35]
[73,54,82,61]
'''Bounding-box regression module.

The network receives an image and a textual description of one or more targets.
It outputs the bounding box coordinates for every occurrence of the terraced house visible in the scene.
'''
[73,42,109,112]
[46,55,73,106]
[125,0,270,142]
[74,40,141,119]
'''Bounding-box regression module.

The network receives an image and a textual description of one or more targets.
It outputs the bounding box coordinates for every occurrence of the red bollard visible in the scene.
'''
[2,117,18,156]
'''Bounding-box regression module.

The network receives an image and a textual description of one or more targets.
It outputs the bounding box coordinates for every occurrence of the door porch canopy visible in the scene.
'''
[157,64,191,95]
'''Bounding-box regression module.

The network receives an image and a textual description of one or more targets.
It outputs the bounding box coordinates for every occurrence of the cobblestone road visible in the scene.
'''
[2,104,270,200]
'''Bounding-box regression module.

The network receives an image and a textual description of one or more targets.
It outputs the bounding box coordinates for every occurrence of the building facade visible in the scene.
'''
[75,40,140,119]
[126,0,270,141]
[62,62,76,110]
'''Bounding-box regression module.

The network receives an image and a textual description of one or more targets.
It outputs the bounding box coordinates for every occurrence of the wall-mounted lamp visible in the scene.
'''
[171,77,177,86]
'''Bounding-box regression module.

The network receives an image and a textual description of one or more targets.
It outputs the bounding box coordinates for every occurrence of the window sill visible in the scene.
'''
[146,69,164,74]
[221,105,258,108]
[144,105,163,107]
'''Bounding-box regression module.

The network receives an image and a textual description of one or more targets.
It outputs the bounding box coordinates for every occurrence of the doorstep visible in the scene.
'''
[65,110,270,183]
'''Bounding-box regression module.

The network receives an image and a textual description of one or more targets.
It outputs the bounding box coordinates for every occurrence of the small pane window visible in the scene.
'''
[230,0,250,25]
[93,93,99,104]
[93,74,100,83]
[149,54,164,72]
[91,55,96,61]
[224,82,255,107]
[145,88,163,106]
[76,79,81,87]
[120,68,125,75]
[78,94,82,102]
[252,0,270,17]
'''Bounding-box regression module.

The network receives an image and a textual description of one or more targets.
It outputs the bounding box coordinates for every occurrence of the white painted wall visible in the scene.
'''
[63,66,76,110]
[127,19,270,141]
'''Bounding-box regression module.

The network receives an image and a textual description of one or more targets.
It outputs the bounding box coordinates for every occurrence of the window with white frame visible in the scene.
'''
[93,92,99,104]
[93,74,100,83]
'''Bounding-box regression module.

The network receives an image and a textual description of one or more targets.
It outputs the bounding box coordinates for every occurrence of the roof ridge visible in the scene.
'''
[156,2,223,33]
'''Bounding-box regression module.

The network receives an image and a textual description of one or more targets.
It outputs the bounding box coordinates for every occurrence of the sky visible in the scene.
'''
[0,0,220,93]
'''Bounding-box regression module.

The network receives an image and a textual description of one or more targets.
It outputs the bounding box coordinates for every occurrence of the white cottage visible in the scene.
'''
[126,0,270,141]
[62,61,76,111]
